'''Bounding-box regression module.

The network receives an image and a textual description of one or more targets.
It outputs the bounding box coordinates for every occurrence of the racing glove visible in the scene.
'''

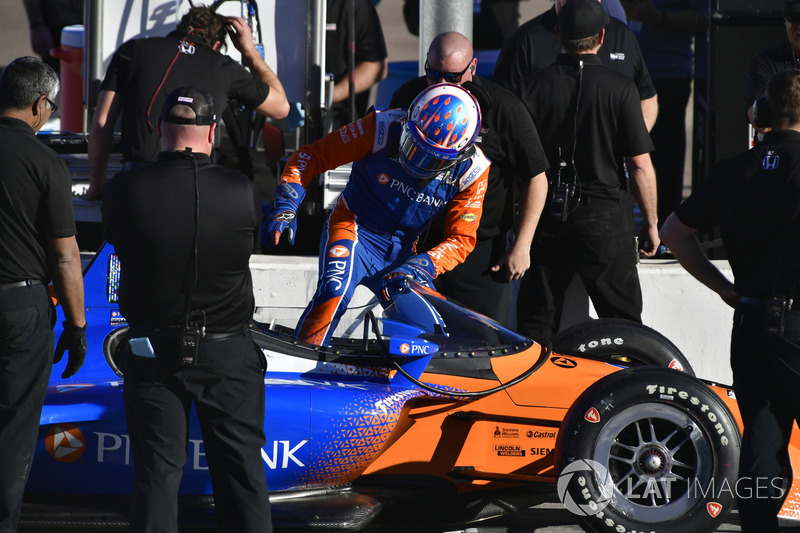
[384,253,437,286]
[261,181,305,247]
[54,321,87,379]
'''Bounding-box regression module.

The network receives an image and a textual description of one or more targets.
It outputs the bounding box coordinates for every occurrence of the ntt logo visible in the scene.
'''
[556,459,614,516]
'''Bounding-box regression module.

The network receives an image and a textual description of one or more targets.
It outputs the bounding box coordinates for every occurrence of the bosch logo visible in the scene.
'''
[377,174,390,185]
[45,423,86,463]
[557,459,613,516]
[328,246,350,258]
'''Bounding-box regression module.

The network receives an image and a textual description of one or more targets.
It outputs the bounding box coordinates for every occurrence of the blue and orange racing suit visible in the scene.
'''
[282,108,490,346]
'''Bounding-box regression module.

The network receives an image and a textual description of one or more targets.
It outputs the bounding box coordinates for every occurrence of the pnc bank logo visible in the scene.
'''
[45,423,86,463]
[399,343,410,354]
[377,174,390,185]
[328,246,350,258]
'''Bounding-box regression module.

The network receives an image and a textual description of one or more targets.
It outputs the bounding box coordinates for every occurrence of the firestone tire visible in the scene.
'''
[551,318,695,376]
[555,367,740,533]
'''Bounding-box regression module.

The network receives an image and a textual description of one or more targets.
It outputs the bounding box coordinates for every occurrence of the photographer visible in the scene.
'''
[661,69,800,532]
[515,0,659,341]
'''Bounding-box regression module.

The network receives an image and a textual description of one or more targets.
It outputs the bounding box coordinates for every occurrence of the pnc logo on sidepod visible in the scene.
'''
[557,459,613,516]
[377,174,390,185]
[45,423,86,463]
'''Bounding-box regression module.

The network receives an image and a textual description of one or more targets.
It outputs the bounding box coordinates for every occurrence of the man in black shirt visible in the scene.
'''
[86,5,289,200]
[102,87,270,532]
[516,0,659,341]
[0,56,86,532]
[495,0,658,130]
[662,70,800,533]
[390,31,549,325]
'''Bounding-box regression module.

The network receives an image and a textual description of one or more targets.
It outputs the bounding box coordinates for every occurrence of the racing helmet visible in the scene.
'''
[399,83,481,179]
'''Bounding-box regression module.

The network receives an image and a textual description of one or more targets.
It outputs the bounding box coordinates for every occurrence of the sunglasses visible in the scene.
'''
[424,59,473,84]
[40,93,58,114]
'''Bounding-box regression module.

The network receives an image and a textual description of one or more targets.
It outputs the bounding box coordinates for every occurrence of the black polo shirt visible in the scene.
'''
[390,75,549,241]
[0,117,76,284]
[494,6,656,101]
[102,151,261,333]
[101,34,270,164]
[520,53,653,212]
[676,130,800,298]
[744,40,796,110]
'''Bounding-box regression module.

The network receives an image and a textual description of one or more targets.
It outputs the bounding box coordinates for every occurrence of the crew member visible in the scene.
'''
[0,56,86,532]
[390,31,549,325]
[262,83,490,346]
[516,0,660,340]
[102,87,271,532]
[661,69,800,533]
[86,5,289,199]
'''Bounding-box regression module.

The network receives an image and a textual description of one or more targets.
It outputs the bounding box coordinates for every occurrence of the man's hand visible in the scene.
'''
[54,322,87,379]
[638,223,661,258]
[261,182,305,247]
[226,16,257,56]
[491,245,530,282]
[384,253,436,285]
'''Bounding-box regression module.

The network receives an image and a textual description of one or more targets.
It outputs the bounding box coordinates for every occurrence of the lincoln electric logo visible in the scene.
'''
[328,246,350,258]
[46,423,86,463]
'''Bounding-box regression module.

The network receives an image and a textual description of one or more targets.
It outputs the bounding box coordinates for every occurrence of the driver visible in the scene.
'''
[262,83,490,346]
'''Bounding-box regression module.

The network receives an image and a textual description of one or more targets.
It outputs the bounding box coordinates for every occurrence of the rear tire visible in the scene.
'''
[556,367,740,533]
[551,318,694,376]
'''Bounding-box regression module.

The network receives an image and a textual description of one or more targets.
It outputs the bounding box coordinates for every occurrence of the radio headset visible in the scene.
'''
[179,147,204,366]
[551,58,584,221]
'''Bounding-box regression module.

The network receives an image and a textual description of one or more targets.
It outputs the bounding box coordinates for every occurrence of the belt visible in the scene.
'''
[0,280,43,291]
[140,326,247,342]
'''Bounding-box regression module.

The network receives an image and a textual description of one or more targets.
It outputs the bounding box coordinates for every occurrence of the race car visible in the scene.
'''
[22,242,800,532]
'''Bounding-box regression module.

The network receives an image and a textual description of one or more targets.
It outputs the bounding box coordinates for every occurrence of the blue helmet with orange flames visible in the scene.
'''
[399,83,481,179]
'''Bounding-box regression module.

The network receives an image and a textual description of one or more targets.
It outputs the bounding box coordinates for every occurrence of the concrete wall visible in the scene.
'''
[249,256,735,385]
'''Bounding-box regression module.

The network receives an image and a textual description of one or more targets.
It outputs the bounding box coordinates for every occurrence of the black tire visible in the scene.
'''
[555,367,740,533]
[551,318,695,376]
[103,325,131,378]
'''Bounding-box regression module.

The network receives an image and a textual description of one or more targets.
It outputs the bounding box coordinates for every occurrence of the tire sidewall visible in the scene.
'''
[556,367,740,533]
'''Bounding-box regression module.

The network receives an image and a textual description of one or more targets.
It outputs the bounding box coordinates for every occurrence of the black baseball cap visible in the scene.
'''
[159,86,216,125]
[558,0,610,40]
[786,0,800,19]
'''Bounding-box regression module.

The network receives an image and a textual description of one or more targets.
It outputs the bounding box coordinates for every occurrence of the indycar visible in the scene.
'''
[23,242,800,532]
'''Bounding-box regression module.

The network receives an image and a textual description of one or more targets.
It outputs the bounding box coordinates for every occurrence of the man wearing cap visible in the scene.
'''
[495,0,659,131]
[389,31,550,325]
[744,0,800,137]
[515,0,660,341]
[86,5,289,200]
[102,87,271,532]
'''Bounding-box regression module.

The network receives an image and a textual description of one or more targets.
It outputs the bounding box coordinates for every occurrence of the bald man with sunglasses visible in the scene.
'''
[390,31,550,326]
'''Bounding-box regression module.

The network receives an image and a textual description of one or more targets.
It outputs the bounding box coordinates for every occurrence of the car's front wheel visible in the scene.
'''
[555,367,740,533]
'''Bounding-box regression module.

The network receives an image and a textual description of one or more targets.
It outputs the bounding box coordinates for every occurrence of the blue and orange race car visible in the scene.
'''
[23,242,800,532]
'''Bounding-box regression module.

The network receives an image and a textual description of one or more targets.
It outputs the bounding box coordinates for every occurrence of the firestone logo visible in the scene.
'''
[46,423,86,463]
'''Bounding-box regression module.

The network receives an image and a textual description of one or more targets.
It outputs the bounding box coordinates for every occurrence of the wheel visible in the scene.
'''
[551,318,694,376]
[103,325,130,378]
[555,367,740,533]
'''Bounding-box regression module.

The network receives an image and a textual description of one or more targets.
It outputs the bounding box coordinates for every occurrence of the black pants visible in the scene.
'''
[434,235,513,325]
[0,284,54,532]
[122,332,271,533]
[650,78,692,225]
[516,205,642,341]
[731,305,800,532]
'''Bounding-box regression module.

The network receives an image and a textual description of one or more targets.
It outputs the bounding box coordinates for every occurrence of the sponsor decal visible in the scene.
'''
[399,343,410,354]
[526,430,557,439]
[179,41,195,55]
[557,459,613,516]
[762,153,780,170]
[377,173,390,185]
[584,407,601,423]
[459,213,478,222]
[551,356,578,368]
[46,424,85,463]
[529,447,554,456]
[327,245,350,258]
[324,260,349,292]
[668,359,685,372]
[707,502,722,518]
[609,52,625,60]
[389,179,445,207]
[376,119,386,146]
[645,384,730,446]
[53,384,94,393]
[110,309,126,325]
[494,445,525,457]
[493,426,520,438]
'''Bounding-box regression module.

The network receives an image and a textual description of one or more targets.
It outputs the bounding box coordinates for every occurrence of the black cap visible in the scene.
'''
[159,86,216,126]
[786,0,800,18]
[558,0,610,40]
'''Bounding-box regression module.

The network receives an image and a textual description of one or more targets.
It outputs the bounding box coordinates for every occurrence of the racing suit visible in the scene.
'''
[279,109,490,346]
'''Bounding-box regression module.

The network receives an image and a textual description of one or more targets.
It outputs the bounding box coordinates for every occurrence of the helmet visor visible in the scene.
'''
[399,125,459,178]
